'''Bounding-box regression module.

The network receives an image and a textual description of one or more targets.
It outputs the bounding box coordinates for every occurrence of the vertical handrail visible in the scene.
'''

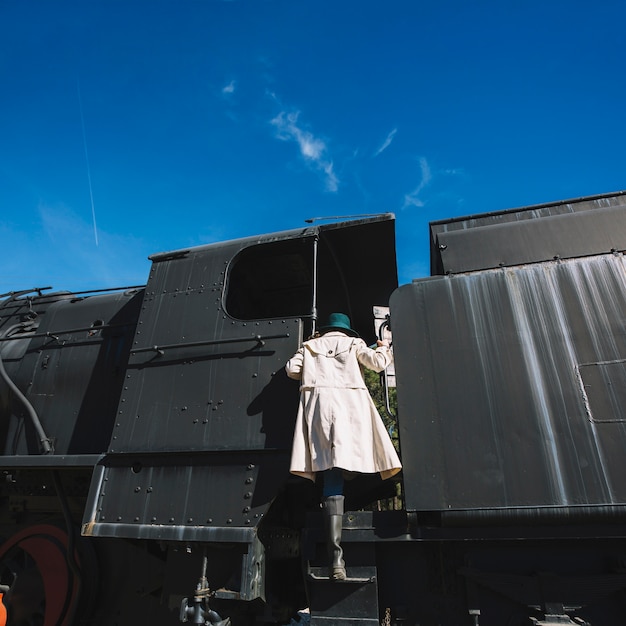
[378,317,396,421]
[311,236,319,336]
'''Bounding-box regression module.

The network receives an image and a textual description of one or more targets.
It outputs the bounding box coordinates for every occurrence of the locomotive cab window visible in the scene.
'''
[225,238,314,320]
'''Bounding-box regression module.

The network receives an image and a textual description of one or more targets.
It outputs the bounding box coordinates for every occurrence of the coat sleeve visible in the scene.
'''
[355,339,393,373]
[285,347,304,380]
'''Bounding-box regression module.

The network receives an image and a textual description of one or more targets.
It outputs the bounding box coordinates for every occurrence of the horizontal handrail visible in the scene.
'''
[130,333,291,355]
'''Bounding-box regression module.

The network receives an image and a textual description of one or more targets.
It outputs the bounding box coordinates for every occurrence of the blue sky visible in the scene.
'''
[1,0,625,295]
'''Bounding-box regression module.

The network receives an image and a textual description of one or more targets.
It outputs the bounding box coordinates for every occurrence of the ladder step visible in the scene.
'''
[307,565,379,625]
[308,567,376,584]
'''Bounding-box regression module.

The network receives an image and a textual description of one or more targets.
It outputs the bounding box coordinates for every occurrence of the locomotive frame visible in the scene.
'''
[1,192,626,625]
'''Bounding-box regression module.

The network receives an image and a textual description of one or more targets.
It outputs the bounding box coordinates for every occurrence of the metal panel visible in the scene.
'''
[429,191,626,275]
[316,216,398,344]
[82,451,284,542]
[436,204,626,274]
[111,241,302,454]
[391,253,626,513]
[2,290,142,456]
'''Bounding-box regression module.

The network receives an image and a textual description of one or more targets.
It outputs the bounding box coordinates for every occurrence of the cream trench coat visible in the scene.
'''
[286,331,402,482]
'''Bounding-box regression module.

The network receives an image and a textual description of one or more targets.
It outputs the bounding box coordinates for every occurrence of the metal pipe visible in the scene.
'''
[311,236,319,336]
[0,324,53,454]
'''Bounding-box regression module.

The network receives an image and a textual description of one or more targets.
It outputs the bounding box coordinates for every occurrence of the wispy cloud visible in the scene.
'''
[222,80,236,95]
[39,203,151,288]
[0,203,151,294]
[270,110,339,192]
[374,128,397,157]
[402,157,432,208]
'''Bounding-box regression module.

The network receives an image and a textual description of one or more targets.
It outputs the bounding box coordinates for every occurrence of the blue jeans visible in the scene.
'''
[321,468,344,497]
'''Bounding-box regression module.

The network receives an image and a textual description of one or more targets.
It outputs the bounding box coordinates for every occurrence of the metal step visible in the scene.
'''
[306,565,379,626]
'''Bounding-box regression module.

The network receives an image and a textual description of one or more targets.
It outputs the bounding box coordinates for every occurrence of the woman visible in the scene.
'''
[285,312,401,580]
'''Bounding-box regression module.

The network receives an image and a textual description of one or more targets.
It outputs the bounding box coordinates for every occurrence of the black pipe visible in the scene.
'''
[0,324,53,454]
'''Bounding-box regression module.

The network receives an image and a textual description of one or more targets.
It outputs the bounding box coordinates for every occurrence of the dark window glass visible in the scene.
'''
[225,239,313,320]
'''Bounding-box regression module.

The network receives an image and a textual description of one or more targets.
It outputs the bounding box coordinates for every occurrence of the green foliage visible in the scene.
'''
[363,368,403,511]
[362,368,399,452]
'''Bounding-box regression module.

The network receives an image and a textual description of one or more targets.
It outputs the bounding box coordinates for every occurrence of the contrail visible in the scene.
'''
[77,79,99,246]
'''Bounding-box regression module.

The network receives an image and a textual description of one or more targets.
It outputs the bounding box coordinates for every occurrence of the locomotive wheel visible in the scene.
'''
[0,524,83,626]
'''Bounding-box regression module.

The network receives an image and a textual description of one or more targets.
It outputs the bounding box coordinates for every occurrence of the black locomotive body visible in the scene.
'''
[1,193,626,625]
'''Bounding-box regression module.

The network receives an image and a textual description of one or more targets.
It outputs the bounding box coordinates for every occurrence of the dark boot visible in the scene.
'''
[323,495,346,581]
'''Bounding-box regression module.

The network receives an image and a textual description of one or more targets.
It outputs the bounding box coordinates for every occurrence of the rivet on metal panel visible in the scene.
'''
[193,419,198,424]
[117,516,122,521]
[245,519,251,524]
[245,477,253,484]
[182,406,188,411]
[134,517,139,522]
[202,419,208,424]
[134,487,141,492]
[227,519,232,524]
[169,517,175,522]
[243,506,250,513]
[207,518,213,524]
[151,517,157,522]
[187,518,193,523]
[244,492,252,499]
[247,464,255,470]
[147,487,153,492]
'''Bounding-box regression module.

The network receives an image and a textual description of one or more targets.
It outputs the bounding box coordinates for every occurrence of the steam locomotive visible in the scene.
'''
[2,190,626,626]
